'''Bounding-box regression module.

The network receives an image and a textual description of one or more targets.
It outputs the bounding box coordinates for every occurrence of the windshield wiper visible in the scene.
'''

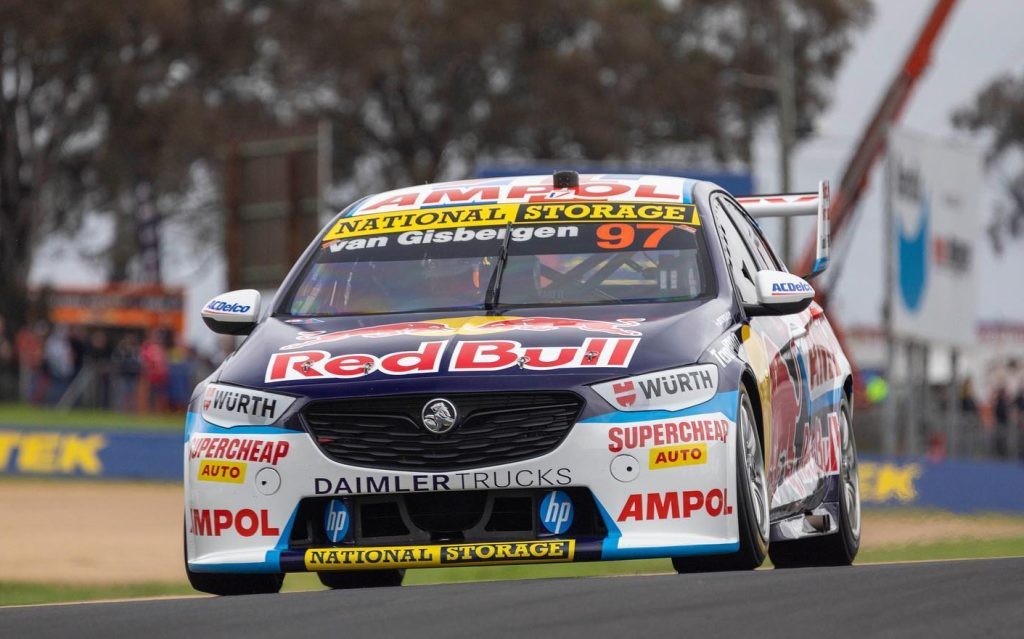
[483,222,513,312]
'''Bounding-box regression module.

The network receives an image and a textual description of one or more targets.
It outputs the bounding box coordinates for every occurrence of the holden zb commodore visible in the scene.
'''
[185,171,860,595]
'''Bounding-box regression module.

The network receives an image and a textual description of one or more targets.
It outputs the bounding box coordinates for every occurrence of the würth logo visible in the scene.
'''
[612,381,636,407]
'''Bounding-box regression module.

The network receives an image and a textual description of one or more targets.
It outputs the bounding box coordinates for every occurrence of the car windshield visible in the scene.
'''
[282,201,714,316]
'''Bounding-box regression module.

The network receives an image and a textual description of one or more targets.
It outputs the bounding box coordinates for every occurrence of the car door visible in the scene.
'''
[712,194,818,515]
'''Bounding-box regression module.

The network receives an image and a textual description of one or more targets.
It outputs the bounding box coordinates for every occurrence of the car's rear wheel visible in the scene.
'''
[769,397,860,568]
[184,526,284,595]
[317,569,405,589]
[673,387,769,573]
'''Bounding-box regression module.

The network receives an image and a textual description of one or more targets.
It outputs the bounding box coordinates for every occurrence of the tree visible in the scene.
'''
[0,1,262,329]
[1,0,872,331]
[954,72,1024,253]
[261,0,871,195]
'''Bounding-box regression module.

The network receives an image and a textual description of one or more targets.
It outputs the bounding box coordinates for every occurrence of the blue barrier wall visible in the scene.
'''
[3,428,1023,514]
[0,428,180,481]
[860,454,1024,514]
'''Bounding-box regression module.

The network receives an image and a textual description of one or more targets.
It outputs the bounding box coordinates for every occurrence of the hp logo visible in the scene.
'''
[539,490,574,534]
[324,499,350,543]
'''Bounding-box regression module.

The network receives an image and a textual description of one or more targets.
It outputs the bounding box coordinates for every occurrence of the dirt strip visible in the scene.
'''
[1,481,182,585]
[2,480,1024,584]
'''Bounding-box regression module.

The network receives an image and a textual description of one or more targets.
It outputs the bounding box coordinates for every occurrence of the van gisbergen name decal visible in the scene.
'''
[265,338,639,382]
[323,202,699,242]
[305,540,575,571]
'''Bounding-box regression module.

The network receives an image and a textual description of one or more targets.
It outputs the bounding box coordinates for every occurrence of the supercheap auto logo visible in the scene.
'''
[322,202,699,242]
[305,540,574,571]
[196,459,246,484]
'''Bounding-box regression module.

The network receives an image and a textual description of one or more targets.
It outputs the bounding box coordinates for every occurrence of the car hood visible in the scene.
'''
[215,300,733,397]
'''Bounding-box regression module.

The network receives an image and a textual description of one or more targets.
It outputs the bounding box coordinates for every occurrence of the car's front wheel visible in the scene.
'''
[317,569,405,589]
[673,387,769,573]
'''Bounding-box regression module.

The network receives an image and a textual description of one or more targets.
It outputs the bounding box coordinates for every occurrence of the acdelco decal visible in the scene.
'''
[617,489,733,521]
[649,443,707,470]
[607,418,730,453]
[592,364,718,412]
[188,436,290,465]
[196,459,246,484]
[266,338,637,382]
[190,508,280,537]
[305,540,574,571]
[205,299,251,314]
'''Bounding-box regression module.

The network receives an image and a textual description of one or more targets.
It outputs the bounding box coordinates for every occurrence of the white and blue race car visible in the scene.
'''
[185,172,860,594]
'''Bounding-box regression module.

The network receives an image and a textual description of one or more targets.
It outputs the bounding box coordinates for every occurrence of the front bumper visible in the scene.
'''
[184,390,741,574]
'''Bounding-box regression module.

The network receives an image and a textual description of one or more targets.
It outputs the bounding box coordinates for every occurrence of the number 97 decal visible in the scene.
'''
[595,223,688,250]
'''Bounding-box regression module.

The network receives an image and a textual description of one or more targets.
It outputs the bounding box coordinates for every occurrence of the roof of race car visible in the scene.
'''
[343,174,701,217]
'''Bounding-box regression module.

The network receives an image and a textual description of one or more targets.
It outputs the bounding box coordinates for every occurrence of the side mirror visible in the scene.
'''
[201,289,261,335]
[744,271,814,317]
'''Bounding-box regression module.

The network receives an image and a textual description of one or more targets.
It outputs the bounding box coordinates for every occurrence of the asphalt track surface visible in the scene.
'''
[4,557,1022,639]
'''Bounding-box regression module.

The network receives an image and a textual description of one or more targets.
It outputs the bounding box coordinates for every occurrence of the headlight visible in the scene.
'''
[198,383,297,428]
[591,363,718,412]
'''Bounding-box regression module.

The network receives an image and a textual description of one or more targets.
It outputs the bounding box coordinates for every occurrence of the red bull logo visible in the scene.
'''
[265,338,639,382]
[278,316,646,352]
[280,321,454,351]
[474,317,644,336]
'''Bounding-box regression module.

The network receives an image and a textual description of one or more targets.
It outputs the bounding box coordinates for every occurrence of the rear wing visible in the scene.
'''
[736,180,830,279]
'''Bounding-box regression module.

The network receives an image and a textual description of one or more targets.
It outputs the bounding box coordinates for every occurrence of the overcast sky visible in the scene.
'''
[30,0,1024,350]
[753,0,1024,327]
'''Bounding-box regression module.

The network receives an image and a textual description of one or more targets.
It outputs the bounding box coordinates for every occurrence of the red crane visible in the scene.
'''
[794,0,959,283]
[791,0,958,399]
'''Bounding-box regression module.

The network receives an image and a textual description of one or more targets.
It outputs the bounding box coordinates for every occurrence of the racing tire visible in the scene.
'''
[769,397,861,568]
[317,569,405,589]
[183,526,284,596]
[673,387,769,573]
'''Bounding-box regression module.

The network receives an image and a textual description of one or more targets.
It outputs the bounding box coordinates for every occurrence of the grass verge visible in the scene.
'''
[4,536,1023,607]
[0,403,181,431]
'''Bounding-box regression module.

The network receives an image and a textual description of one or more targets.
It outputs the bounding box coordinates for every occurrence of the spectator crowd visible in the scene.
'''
[0,314,220,413]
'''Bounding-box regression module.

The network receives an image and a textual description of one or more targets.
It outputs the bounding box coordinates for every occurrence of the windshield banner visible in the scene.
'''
[324,202,699,243]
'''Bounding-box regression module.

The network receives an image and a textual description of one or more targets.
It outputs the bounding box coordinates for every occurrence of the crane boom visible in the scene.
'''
[794,0,959,286]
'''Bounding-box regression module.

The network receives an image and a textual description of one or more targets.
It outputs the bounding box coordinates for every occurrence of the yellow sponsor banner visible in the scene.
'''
[323,202,699,242]
[196,459,247,484]
[324,204,517,242]
[518,202,699,226]
[859,461,921,504]
[649,443,707,470]
[305,539,575,571]
[0,431,106,475]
